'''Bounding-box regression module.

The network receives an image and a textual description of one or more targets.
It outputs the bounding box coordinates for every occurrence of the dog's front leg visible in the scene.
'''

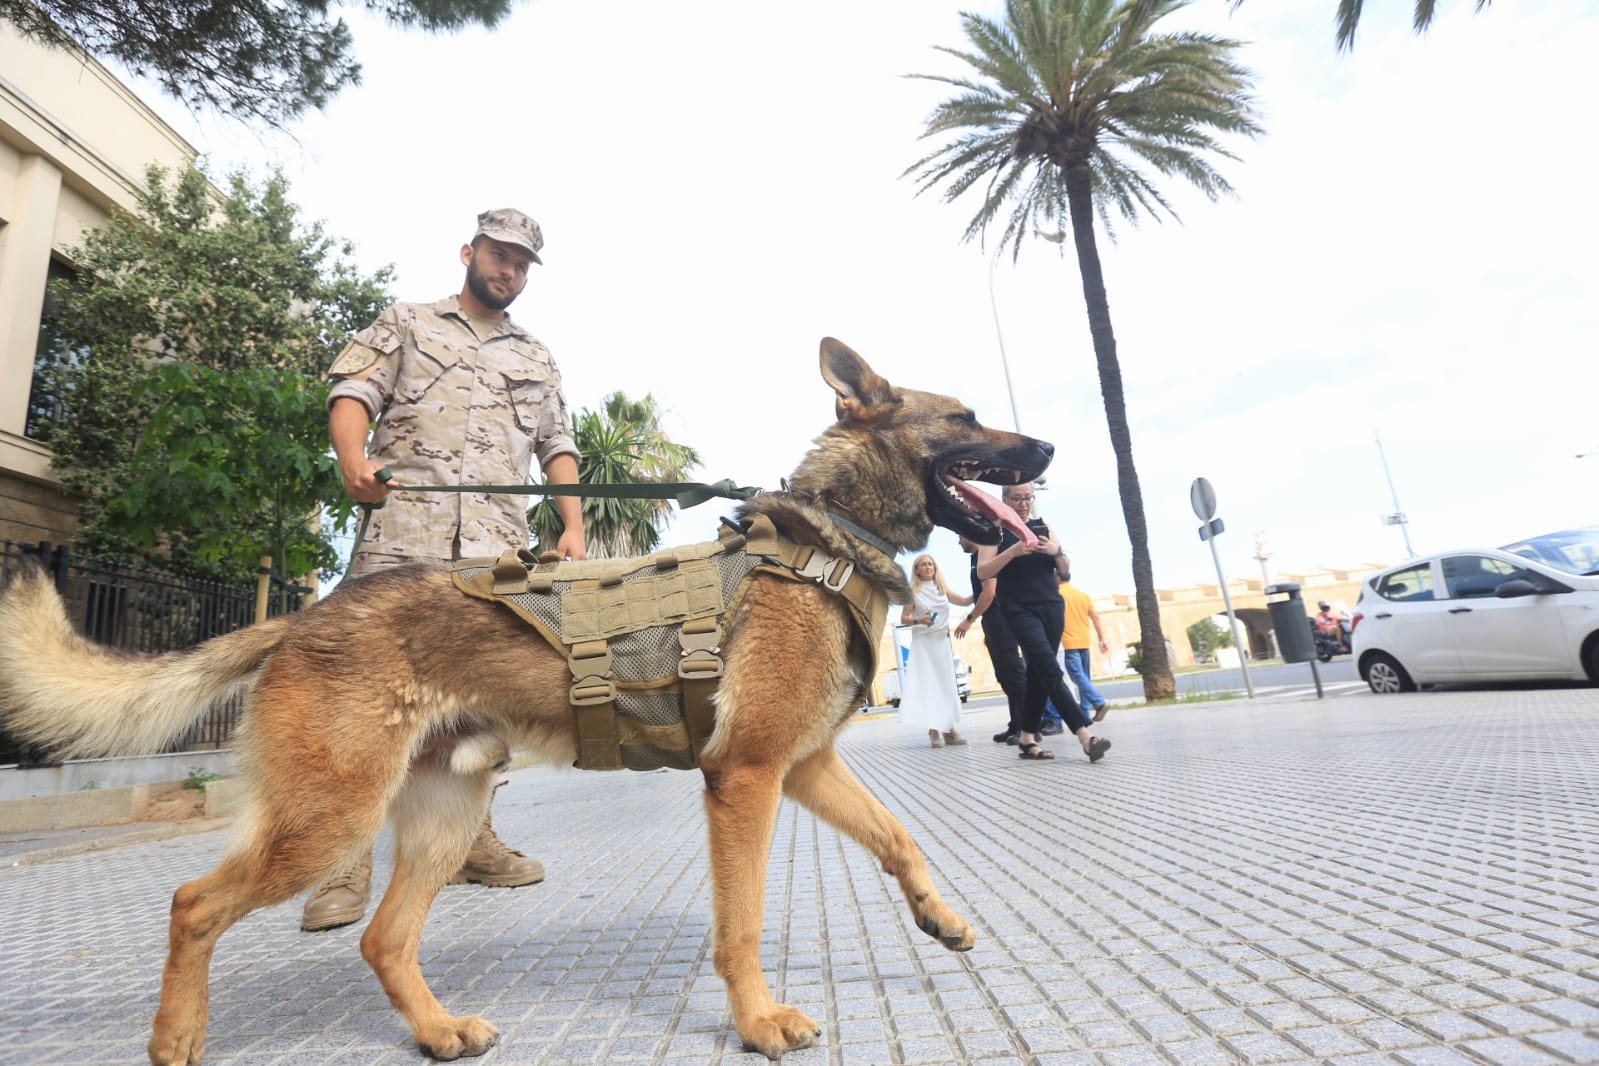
[783,743,975,952]
[701,761,821,1059]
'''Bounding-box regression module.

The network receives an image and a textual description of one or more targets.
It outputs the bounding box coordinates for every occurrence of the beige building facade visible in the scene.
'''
[0,24,197,546]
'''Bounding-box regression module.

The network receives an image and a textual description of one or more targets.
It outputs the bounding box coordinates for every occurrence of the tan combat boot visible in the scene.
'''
[449,808,545,887]
[300,851,373,931]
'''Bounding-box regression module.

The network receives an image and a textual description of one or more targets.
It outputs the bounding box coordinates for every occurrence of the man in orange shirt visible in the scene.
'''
[1041,577,1111,732]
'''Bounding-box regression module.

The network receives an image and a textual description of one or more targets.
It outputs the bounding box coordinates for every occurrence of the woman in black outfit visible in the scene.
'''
[975,483,1112,762]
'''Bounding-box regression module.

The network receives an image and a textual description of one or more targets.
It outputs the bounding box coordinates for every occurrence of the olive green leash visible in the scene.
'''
[346,468,763,570]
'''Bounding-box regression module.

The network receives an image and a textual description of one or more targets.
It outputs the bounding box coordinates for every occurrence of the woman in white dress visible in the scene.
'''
[899,554,975,747]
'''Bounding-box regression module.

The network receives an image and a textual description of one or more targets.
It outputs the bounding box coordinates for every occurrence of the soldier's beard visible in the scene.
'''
[465,261,519,311]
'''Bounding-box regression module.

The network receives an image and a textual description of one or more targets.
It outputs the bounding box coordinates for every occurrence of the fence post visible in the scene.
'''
[255,555,272,624]
[49,542,70,593]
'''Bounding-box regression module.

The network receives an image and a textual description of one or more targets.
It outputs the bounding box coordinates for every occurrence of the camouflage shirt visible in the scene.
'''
[326,295,578,561]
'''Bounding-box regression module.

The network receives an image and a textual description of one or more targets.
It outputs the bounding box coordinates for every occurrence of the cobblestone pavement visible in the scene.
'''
[2,687,1597,1066]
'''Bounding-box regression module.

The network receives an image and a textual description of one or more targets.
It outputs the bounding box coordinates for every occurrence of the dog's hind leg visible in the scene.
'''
[149,805,361,1066]
[783,743,976,953]
[361,761,500,1060]
[148,856,262,1065]
[701,759,822,1059]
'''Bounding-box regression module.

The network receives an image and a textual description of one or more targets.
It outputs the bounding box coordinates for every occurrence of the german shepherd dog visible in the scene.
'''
[0,338,1052,1065]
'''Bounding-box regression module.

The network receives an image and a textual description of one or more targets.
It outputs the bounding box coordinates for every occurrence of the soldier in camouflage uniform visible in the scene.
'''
[301,208,586,932]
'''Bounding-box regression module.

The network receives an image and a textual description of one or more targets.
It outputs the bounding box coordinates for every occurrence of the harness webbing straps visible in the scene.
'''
[568,639,623,770]
[492,548,535,595]
[678,616,724,759]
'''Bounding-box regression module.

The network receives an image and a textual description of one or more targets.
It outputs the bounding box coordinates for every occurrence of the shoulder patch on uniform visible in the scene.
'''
[328,341,381,378]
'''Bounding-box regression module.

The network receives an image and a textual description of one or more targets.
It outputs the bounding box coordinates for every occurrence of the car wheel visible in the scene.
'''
[890,698,900,708]
[1584,637,1599,683]
[1364,652,1415,694]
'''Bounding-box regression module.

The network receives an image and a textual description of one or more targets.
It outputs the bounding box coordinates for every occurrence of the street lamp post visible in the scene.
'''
[987,251,1023,433]
[1375,432,1415,558]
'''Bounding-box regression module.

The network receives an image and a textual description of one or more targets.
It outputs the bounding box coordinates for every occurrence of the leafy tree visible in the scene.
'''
[2,0,518,125]
[35,165,393,581]
[1185,616,1233,658]
[529,392,703,559]
[906,0,1262,701]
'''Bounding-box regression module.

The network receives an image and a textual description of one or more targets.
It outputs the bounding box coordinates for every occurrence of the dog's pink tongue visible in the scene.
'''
[942,476,1038,547]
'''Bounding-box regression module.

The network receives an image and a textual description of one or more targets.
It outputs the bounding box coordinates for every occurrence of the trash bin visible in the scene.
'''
[1265,582,1315,664]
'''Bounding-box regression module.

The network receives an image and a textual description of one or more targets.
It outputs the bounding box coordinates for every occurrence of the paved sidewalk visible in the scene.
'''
[2,687,1597,1065]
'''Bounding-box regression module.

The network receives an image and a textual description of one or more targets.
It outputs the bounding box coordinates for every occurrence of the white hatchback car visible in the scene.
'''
[1351,536,1599,693]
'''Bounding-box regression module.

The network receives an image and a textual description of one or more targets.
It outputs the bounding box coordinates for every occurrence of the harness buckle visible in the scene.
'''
[679,617,725,679]
[569,641,616,705]
[796,548,855,593]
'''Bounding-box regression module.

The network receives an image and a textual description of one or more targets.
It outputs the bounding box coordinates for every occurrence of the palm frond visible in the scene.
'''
[1226,0,1492,52]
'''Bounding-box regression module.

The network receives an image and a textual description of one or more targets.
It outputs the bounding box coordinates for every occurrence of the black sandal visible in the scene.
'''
[1018,744,1055,760]
[1086,737,1111,762]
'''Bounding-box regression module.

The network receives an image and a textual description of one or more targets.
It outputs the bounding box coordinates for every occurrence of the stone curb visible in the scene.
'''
[4,816,232,869]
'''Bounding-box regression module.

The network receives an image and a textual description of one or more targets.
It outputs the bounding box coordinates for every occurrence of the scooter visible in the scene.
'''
[1311,618,1352,662]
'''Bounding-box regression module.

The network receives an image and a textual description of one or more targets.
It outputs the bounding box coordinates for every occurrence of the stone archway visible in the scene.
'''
[1228,607,1272,660]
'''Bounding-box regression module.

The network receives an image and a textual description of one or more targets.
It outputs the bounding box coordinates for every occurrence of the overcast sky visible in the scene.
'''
[138,0,1599,600]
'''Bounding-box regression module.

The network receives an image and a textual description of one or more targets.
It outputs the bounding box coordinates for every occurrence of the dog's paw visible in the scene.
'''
[916,907,977,952]
[148,1008,206,1064]
[146,1035,204,1066]
[417,1014,498,1060]
[739,1004,821,1059]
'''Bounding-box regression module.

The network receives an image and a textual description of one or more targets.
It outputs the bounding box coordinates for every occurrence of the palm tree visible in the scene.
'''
[529,391,703,559]
[599,392,703,533]
[906,0,1262,701]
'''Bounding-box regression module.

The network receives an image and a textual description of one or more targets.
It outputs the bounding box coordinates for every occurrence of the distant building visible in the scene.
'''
[879,565,1385,699]
[0,23,198,545]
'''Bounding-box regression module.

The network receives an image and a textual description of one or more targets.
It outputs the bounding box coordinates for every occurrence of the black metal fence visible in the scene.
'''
[0,541,312,767]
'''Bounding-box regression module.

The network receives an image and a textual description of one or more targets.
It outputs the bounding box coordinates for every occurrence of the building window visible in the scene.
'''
[24,259,81,440]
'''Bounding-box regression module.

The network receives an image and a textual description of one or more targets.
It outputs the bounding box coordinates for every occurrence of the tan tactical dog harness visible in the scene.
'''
[451,515,889,771]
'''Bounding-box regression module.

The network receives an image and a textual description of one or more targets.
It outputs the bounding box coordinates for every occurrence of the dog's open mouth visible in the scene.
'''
[929,462,1040,547]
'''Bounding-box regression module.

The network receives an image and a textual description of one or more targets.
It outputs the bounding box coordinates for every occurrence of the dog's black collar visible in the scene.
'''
[775,479,899,563]
[825,511,898,561]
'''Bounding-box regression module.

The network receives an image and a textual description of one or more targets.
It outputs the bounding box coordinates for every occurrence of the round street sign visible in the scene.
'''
[1190,477,1217,522]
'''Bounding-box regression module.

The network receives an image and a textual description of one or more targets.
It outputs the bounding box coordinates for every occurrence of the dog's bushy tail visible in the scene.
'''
[0,562,293,760]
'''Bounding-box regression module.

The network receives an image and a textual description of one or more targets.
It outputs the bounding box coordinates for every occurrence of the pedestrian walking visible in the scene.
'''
[956,534,1027,745]
[899,554,974,747]
[1041,576,1111,731]
[974,484,1110,763]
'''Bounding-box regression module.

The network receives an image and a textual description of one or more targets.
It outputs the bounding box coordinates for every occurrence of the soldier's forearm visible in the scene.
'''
[329,398,373,473]
[542,451,584,535]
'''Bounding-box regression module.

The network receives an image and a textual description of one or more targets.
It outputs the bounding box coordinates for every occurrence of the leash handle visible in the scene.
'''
[347,467,395,570]
[365,466,393,510]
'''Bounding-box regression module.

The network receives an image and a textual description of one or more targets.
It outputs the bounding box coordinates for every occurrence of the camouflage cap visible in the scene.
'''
[474,208,543,264]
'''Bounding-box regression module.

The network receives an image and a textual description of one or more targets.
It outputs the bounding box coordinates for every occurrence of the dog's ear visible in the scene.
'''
[820,337,898,423]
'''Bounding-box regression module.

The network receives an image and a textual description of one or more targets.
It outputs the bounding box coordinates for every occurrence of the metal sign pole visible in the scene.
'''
[1307,649,1325,698]
[1205,531,1254,699]
[1192,478,1253,699]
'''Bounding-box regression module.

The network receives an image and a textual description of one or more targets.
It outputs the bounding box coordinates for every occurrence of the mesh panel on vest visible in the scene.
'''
[454,546,768,771]
[619,692,696,770]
